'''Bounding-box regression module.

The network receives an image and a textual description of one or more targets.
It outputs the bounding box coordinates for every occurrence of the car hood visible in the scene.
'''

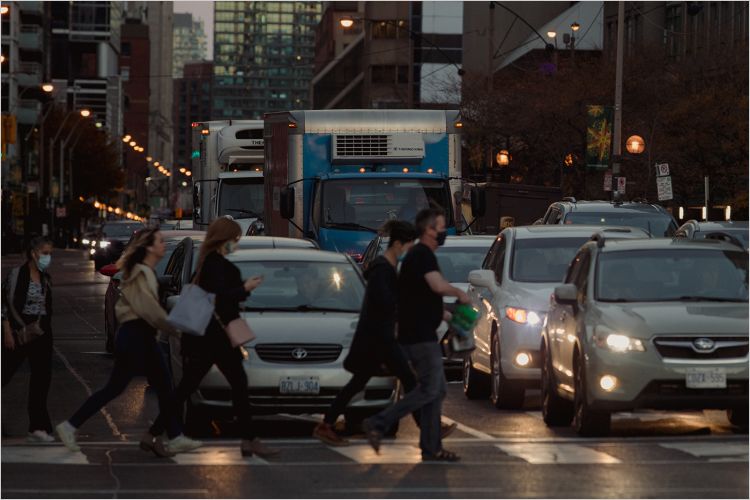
[239,311,360,347]
[505,281,557,313]
[593,302,749,338]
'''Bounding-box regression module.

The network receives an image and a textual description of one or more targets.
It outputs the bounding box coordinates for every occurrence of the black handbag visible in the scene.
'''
[5,267,46,346]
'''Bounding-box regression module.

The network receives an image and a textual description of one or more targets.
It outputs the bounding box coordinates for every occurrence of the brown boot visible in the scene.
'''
[241,438,280,458]
[313,422,349,446]
[139,432,174,458]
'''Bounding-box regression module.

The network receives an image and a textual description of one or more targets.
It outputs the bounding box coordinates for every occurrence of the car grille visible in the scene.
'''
[254,343,343,363]
[653,336,748,360]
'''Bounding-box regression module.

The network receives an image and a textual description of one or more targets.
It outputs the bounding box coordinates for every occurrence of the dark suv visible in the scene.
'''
[540,199,678,237]
[92,221,145,269]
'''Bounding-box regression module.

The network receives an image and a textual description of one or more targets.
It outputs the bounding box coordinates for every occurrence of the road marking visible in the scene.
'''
[2,489,209,497]
[440,415,495,440]
[322,487,747,494]
[496,443,621,464]
[0,446,90,465]
[659,441,749,461]
[170,446,268,465]
[53,346,125,441]
[331,444,423,464]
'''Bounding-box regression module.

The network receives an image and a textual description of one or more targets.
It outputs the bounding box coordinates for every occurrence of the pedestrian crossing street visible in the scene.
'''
[2,437,747,467]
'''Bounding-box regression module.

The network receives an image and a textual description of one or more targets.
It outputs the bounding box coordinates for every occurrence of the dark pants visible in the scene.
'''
[151,340,256,440]
[2,315,53,433]
[68,320,181,439]
[324,344,420,426]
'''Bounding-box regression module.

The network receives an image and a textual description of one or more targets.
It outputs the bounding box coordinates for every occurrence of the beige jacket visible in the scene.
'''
[115,263,178,336]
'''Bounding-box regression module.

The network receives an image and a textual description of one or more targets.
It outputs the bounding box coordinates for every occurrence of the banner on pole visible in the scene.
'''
[586,105,613,169]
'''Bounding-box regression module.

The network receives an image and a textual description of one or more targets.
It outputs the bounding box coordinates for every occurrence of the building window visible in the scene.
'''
[373,20,408,39]
[372,65,395,84]
[397,65,409,84]
[121,42,131,56]
[665,4,683,59]
[121,66,130,82]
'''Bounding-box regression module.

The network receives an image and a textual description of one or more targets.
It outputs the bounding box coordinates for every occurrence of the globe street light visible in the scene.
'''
[625,135,645,154]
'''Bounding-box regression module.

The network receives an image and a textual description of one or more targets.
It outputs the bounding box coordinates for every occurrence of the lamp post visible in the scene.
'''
[50,109,91,201]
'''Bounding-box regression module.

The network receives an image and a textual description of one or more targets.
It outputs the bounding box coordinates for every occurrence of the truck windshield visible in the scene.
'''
[320,178,453,229]
[217,178,264,218]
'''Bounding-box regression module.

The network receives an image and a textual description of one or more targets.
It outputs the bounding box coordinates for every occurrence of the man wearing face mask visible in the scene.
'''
[2,235,56,443]
[363,207,470,462]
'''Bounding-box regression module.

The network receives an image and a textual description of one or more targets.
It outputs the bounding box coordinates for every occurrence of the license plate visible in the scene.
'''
[685,368,727,389]
[279,376,320,394]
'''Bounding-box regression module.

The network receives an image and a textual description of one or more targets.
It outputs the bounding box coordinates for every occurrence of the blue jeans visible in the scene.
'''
[367,341,447,457]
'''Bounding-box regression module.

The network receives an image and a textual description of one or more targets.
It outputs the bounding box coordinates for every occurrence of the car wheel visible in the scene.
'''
[573,353,610,436]
[489,332,525,409]
[463,355,489,400]
[727,407,749,433]
[541,342,573,426]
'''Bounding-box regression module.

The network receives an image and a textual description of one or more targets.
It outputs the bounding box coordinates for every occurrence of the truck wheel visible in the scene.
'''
[541,343,573,426]
[573,354,610,436]
[490,333,525,409]
[463,356,489,400]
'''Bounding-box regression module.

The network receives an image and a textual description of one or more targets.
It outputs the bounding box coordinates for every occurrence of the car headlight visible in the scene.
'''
[99,241,111,249]
[81,238,89,245]
[595,331,645,352]
[505,307,542,326]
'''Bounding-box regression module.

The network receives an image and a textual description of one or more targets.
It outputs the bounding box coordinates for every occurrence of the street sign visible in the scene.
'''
[656,163,670,177]
[603,171,613,192]
[657,176,673,201]
[617,176,627,193]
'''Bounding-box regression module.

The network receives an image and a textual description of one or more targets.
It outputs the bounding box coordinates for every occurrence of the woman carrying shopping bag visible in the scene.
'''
[151,217,278,458]
[56,228,201,456]
[2,235,56,442]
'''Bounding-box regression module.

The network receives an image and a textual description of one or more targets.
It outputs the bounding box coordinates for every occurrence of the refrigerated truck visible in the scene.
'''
[192,120,265,233]
[263,109,477,259]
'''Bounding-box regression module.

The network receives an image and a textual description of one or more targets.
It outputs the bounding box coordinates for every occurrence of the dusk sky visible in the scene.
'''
[174,0,214,59]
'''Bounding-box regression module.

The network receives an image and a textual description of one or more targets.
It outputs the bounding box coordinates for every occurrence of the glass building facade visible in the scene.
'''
[213,1,322,119]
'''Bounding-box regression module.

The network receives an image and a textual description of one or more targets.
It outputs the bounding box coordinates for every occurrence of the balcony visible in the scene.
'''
[16,62,42,87]
[17,99,42,125]
[19,2,44,15]
[19,25,42,51]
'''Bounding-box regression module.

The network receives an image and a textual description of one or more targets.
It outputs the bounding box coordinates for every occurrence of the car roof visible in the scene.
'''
[556,200,669,214]
[161,230,204,239]
[685,220,749,231]
[593,238,746,253]
[509,225,651,239]
[238,236,318,249]
[374,235,495,247]
[228,248,349,262]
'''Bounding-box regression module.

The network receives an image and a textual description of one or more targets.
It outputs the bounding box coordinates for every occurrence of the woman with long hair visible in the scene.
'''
[150,217,278,458]
[56,228,201,456]
[2,235,55,442]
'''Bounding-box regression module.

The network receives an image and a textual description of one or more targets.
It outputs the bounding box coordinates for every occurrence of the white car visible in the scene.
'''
[169,249,398,430]
[464,226,650,409]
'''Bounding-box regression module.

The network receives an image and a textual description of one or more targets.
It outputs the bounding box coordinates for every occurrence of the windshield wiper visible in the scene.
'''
[664,296,745,303]
[324,221,378,233]
[295,304,359,313]
[225,208,261,218]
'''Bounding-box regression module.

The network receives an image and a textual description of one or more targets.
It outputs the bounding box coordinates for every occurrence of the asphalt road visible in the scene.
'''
[1,249,748,499]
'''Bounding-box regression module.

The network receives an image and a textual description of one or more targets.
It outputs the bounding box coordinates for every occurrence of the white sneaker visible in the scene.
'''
[167,434,202,454]
[27,430,55,443]
[55,421,80,452]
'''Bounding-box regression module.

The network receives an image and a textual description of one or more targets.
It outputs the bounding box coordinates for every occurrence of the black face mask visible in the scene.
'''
[436,231,447,246]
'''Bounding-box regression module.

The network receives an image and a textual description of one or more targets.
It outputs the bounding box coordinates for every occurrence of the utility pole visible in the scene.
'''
[612,1,625,178]
[486,3,495,181]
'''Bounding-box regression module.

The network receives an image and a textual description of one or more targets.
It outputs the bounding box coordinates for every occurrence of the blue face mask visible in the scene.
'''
[397,253,407,263]
[37,254,51,271]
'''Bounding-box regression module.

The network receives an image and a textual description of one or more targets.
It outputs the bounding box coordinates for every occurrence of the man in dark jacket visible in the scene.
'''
[313,221,418,446]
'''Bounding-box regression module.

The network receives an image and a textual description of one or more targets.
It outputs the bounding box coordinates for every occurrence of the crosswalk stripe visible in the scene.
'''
[169,446,268,465]
[496,443,622,464]
[1,446,91,465]
[659,441,749,460]
[330,444,423,464]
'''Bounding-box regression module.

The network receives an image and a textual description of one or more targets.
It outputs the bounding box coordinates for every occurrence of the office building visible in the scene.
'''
[173,60,213,174]
[173,12,208,77]
[213,1,322,119]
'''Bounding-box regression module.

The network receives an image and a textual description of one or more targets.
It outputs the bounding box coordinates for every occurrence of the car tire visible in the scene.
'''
[541,342,573,427]
[463,356,490,400]
[490,332,525,410]
[573,353,611,436]
[727,407,749,433]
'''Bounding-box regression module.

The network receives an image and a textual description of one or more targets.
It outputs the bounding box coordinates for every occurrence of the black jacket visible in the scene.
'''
[1,262,53,333]
[183,251,249,355]
[344,256,399,376]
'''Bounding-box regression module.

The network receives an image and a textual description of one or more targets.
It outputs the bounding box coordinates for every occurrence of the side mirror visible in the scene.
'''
[280,187,295,219]
[166,295,180,312]
[554,284,579,306]
[471,187,486,218]
[99,263,119,277]
[468,269,498,294]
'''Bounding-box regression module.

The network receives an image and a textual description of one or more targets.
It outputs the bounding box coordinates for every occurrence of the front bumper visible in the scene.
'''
[586,346,749,412]
[499,317,543,383]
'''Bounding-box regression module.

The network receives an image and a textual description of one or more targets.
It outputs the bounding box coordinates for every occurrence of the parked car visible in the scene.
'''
[100,230,205,353]
[541,237,748,436]
[540,199,678,237]
[167,248,398,432]
[464,226,651,408]
[92,221,145,269]
[675,220,748,250]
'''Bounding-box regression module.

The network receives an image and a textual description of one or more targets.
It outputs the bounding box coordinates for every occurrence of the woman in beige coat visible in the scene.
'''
[56,228,200,456]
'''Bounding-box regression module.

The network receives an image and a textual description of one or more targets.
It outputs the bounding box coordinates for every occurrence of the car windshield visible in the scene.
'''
[596,249,749,302]
[217,178,264,219]
[437,246,492,283]
[564,212,676,236]
[234,260,364,312]
[102,223,144,237]
[511,238,590,283]
[320,178,453,230]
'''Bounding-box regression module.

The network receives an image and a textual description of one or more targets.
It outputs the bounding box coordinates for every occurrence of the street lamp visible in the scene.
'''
[59,112,93,202]
[79,109,91,118]
[625,135,645,154]
[42,83,55,93]
[495,149,510,167]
